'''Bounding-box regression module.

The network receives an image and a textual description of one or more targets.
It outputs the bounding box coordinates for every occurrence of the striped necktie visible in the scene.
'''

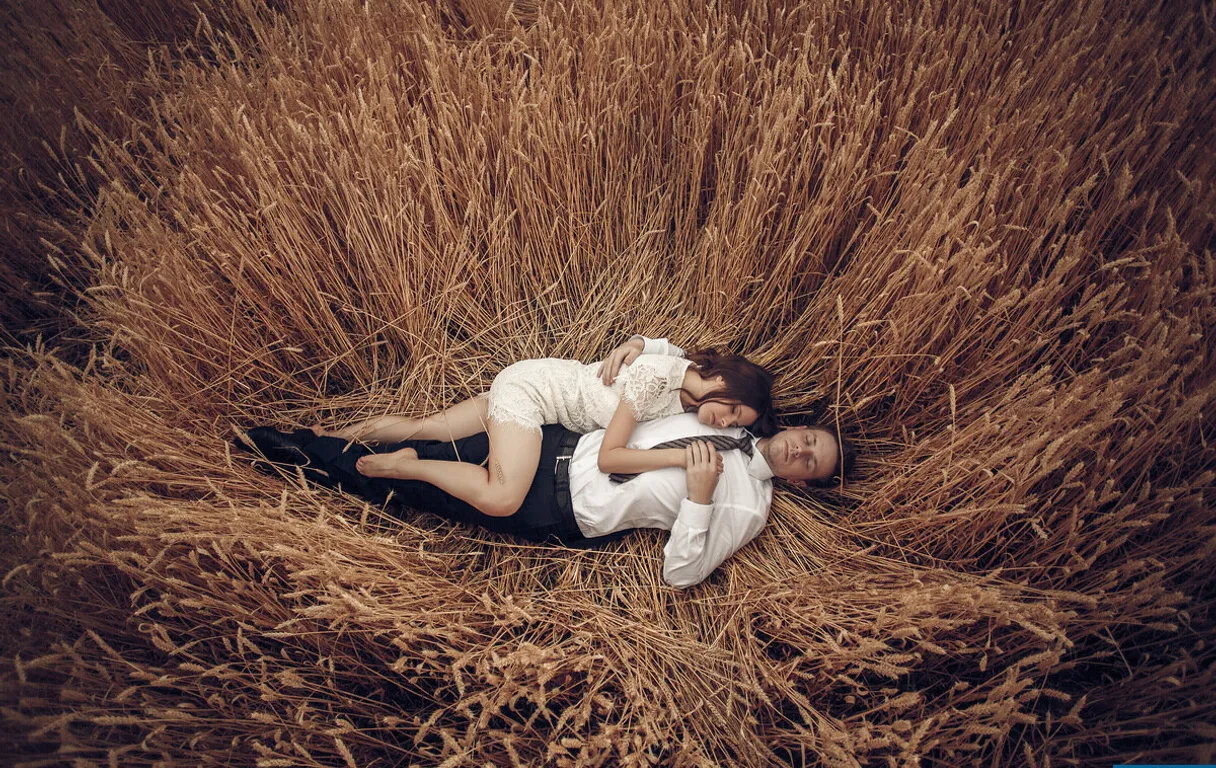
[609,434,754,483]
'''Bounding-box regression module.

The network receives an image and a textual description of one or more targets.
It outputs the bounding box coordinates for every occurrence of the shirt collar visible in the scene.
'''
[747,436,774,481]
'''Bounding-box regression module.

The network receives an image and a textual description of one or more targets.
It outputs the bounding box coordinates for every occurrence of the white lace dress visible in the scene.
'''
[485,354,694,434]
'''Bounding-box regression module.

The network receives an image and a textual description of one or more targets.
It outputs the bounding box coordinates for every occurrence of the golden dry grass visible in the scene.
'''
[2,0,1214,764]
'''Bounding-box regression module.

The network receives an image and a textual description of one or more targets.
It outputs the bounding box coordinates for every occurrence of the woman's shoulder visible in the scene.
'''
[620,353,692,394]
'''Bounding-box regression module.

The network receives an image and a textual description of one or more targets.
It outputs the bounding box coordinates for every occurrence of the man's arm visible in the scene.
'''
[634,335,686,358]
[661,443,767,589]
[597,335,687,385]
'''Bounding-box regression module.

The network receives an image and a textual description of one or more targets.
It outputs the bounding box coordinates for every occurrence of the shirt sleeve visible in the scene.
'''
[619,354,689,420]
[661,498,768,588]
[631,335,686,358]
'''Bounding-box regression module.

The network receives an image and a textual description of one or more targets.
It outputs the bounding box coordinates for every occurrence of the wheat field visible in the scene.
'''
[2,0,1214,765]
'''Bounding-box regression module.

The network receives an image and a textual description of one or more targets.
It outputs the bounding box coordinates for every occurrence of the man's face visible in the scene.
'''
[763,426,838,482]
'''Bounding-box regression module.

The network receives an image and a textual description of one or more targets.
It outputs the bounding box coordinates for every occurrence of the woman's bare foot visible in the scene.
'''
[355,447,418,478]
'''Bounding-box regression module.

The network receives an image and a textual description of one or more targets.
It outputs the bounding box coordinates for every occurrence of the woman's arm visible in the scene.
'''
[596,400,686,475]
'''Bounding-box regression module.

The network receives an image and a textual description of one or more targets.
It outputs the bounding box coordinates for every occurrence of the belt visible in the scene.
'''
[552,428,581,517]
[550,428,632,549]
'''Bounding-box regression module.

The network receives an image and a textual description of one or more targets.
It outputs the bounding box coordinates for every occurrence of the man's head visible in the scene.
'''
[759,425,856,486]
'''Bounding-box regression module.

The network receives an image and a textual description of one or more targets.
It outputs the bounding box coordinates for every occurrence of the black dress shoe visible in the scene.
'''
[236,426,311,465]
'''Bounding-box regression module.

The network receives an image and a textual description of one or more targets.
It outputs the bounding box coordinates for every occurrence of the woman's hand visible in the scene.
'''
[597,337,644,385]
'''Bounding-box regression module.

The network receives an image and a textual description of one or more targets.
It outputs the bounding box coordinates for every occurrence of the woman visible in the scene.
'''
[318,337,776,518]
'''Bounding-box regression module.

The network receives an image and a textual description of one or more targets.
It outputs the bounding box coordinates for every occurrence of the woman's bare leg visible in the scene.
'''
[355,420,541,517]
[320,397,489,444]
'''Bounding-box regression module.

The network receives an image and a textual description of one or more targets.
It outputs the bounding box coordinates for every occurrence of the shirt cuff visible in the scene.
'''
[632,335,686,357]
[678,498,713,530]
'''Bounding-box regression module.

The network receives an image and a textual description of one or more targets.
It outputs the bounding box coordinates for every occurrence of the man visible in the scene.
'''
[238,412,854,588]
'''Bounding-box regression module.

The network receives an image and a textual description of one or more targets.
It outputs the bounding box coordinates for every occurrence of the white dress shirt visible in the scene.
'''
[633,334,685,359]
[567,412,775,588]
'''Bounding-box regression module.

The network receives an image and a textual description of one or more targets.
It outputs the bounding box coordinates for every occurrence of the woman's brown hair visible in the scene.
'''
[682,349,778,437]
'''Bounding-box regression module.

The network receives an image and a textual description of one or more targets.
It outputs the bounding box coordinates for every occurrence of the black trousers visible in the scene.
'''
[296,425,628,548]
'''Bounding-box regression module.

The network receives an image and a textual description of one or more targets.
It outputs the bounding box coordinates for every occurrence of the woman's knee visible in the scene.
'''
[479,423,540,517]
[475,476,528,517]
[479,495,523,518]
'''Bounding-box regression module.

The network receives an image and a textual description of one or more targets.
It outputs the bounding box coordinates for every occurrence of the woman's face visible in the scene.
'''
[697,400,759,428]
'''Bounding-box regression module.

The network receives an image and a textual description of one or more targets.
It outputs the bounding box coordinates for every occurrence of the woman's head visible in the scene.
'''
[684,349,777,436]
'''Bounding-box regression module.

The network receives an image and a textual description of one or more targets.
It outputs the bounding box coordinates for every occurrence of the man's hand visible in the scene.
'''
[684,441,723,505]
[597,337,645,385]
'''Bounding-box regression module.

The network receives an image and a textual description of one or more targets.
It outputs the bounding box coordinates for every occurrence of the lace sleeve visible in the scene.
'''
[619,355,690,420]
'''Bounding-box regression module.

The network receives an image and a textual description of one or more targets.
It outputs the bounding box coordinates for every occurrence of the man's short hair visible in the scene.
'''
[805,431,856,488]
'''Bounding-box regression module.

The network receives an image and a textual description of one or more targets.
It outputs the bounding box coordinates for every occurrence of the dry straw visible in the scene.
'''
[2,0,1214,764]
